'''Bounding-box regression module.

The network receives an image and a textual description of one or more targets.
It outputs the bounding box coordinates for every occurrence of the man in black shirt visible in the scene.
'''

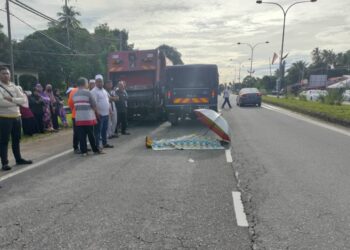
[115,81,130,135]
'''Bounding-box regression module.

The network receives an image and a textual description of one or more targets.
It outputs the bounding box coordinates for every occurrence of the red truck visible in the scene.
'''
[107,49,167,120]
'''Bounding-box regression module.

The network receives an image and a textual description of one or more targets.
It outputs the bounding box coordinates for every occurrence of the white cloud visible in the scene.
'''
[0,0,349,82]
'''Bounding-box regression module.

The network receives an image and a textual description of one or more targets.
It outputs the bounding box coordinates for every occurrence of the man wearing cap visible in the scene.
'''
[0,66,32,171]
[89,79,96,91]
[91,74,114,149]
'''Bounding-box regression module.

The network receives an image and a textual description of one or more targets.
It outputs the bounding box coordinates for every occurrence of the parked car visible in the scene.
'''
[343,90,350,102]
[300,89,328,101]
[236,88,262,107]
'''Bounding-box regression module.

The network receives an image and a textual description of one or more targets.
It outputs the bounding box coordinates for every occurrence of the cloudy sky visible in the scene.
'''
[1,0,349,82]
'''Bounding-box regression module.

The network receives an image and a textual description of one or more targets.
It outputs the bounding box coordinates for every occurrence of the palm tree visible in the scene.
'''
[286,61,308,84]
[55,5,81,29]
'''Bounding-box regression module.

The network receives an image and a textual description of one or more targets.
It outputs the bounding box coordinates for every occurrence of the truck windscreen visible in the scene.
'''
[167,68,215,88]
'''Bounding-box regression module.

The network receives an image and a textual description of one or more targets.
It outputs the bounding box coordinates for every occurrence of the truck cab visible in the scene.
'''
[165,64,218,125]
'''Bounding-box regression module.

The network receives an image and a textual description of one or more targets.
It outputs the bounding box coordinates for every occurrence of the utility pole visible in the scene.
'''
[119,32,123,51]
[65,0,70,47]
[6,0,15,83]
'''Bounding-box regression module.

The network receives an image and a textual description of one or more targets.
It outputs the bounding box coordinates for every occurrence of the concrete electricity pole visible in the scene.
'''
[6,0,15,83]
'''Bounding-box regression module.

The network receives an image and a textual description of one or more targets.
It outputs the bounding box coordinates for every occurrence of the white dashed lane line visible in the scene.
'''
[225,149,233,163]
[232,191,249,227]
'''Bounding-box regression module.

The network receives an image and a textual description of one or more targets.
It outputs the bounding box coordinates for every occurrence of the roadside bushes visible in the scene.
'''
[262,96,350,127]
[319,89,344,105]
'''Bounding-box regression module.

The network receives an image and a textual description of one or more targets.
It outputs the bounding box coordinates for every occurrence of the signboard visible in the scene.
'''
[309,75,327,88]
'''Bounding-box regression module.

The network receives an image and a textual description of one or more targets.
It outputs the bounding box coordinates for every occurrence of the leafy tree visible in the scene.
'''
[52,5,81,29]
[285,60,308,85]
[158,44,184,65]
[242,76,257,87]
[0,23,9,63]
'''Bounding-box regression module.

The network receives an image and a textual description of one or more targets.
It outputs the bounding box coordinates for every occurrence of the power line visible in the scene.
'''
[0,8,72,51]
[14,49,99,57]
[8,0,58,24]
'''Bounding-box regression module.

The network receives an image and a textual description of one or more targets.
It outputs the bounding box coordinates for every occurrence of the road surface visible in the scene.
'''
[1,98,350,249]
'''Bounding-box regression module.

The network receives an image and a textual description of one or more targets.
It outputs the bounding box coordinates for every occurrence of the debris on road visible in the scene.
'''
[145,134,226,150]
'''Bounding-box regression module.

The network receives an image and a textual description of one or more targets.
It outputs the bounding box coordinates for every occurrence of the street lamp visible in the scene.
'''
[256,0,317,97]
[237,41,269,78]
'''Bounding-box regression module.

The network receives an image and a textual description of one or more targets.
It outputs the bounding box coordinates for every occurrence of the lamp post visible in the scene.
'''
[237,41,269,78]
[229,59,244,84]
[256,0,317,97]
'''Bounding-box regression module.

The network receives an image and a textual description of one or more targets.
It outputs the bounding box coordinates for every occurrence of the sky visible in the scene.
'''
[0,0,349,83]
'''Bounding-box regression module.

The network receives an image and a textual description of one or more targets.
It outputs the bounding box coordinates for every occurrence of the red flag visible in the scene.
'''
[272,52,278,64]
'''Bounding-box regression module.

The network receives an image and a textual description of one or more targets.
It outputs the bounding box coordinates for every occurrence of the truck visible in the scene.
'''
[164,64,219,125]
[107,49,166,120]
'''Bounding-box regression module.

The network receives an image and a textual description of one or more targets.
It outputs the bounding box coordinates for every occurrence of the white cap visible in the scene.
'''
[95,74,103,81]
[89,79,95,83]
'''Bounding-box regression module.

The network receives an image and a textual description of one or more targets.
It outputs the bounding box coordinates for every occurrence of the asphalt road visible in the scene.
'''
[0,119,249,249]
[1,96,350,249]
[224,98,350,250]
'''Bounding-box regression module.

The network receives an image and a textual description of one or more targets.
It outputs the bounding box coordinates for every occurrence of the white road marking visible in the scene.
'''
[262,103,350,137]
[188,158,195,163]
[0,149,73,183]
[225,149,233,163]
[232,191,249,227]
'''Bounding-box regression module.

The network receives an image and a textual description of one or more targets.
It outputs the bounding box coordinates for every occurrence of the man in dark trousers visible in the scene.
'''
[0,66,32,171]
[116,81,130,135]
[221,87,232,109]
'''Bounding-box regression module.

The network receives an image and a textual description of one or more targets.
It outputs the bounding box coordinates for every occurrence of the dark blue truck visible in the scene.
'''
[164,64,219,125]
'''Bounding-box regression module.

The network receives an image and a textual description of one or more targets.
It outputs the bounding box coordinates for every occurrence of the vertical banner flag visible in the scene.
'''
[272,52,278,64]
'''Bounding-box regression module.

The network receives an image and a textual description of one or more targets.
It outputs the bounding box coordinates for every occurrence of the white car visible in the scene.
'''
[343,90,350,102]
[301,90,328,101]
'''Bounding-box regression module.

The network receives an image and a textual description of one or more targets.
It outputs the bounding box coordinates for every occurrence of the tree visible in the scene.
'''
[158,44,184,65]
[285,60,308,85]
[242,76,257,87]
[0,23,9,63]
[53,5,81,29]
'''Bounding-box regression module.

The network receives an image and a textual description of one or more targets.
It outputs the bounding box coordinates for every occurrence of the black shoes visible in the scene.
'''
[16,159,33,165]
[103,144,114,148]
[2,165,11,171]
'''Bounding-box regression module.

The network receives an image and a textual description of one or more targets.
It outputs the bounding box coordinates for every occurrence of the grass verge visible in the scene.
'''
[263,96,350,127]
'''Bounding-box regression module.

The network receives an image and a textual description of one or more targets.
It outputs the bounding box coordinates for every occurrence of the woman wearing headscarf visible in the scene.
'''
[36,83,54,132]
[29,87,45,133]
[19,89,38,136]
[54,89,68,128]
[44,84,59,131]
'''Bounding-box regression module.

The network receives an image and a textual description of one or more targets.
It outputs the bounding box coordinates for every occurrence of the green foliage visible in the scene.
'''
[319,89,344,105]
[158,44,184,65]
[0,22,9,63]
[285,61,308,85]
[263,96,350,126]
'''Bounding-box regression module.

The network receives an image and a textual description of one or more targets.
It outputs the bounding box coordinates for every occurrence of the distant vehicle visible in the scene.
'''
[300,89,328,101]
[107,49,166,120]
[236,88,262,107]
[271,89,285,96]
[343,90,350,102]
[165,64,219,125]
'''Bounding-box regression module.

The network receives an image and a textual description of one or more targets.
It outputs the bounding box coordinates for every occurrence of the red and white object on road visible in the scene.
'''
[194,109,231,142]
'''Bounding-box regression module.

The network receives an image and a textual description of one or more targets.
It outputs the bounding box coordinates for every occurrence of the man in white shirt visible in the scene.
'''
[0,66,32,171]
[221,87,232,109]
[90,74,114,149]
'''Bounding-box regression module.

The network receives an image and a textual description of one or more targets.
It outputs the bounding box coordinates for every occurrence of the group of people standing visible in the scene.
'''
[21,83,68,136]
[68,74,129,156]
